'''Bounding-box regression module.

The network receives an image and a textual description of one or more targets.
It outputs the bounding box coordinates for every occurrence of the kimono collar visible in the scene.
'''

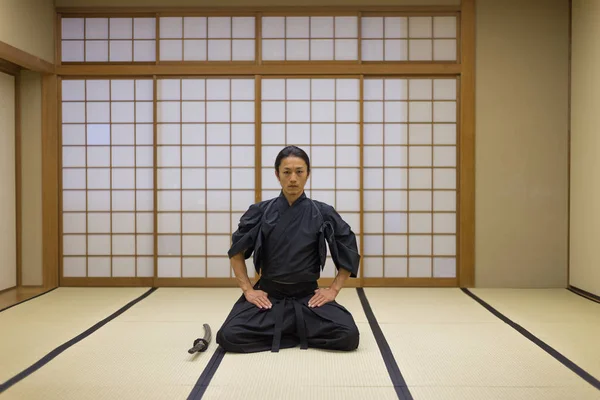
[277,190,307,211]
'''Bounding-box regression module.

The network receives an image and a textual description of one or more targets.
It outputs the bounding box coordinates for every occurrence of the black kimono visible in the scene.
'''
[216,191,361,353]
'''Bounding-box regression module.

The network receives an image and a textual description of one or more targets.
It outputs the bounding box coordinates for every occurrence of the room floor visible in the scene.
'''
[0,287,598,399]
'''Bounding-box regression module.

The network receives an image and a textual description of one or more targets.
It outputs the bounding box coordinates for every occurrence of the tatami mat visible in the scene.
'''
[2,288,242,400]
[471,288,600,379]
[0,287,148,383]
[364,288,600,400]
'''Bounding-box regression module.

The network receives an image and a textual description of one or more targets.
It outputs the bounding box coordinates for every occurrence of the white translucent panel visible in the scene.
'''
[286,39,309,60]
[62,257,86,277]
[158,213,181,233]
[183,213,206,234]
[112,168,135,189]
[409,102,433,123]
[385,258,408,278]
[363,168,383,189]
[364,102,383,123]
[262,79,285,100]
[433,124,456,145]
[183,40,207,61]
[409,213,432,233]
[364,125,383,145]
[385,190,408,211]
[433,191,456,212]
[112,257,135,277]
[285,102,310,123]
[62,41,84,62]
[409,236,431,255]
[137,235,153,255]
[261,168,279,190]
[63,169,86,189]
[135,80,153,101]
[85,102,109,124]
[385,17,408,39]
[408,79,432,100]
[262,39,285,60]
[207,169,231,190]
[63,235,86,255]
[409,17,432,38]
[113,191,136,211]
[232,40,255,61]
[335,16,357,38]
[383,146,407,167]
[362,257,383,278]
[409,258,431,278]
[108,18,132,39]
[335,79,359,101]
[230,147,254,168]
[361,40,383,61]
[206,236,231,255]
[160,40,183,61]
[113,147,135,167]
[409,146,432,167]
[363,235,383,255]
[409,191,432,211]
[311,190,335,206]
[364,191,383,212]
[262,17,284,38]
[63,213,86,233]
[88,235,111,255]
[88,258,111,277]
[133,18,155,40]
[109,40,133,62]
[433,147,456,167]
[336,146,360,167]
[157,257,181,277]
[160,17,183,39]
[183,191,206,211]
[311,146,335,167]
[285,16,308,38]
[63,103,86,124]
[112,213,135,233]
[158,190,180,211]
[433,79,456,101]
[286,79,310,100]
[336,169,360,189]
[262,146,282,167]
[207,213,230,234]
[287,124,311,144]
[434,39,456,61]
[136,190,154,211]
[206,79,230,101]
[384,168,408,190]
[182,168,206,189]
[231,102,254,123]
[231,190,255,211]
[136,213,153,233]
[232,17,255,38]
[113,235,136,255]
[134,40,156,62]
[434,102,457,123]
[309,168,334,190]
[158,168,181,190]
[206,125,230,145]
[434,235,455,256]
[408,168,432,189]
[337,124,360,145]
[208,40,232,61]
[384,235,408,256]
[311,102,335,123]
[231,170,255,190]
[310,17,333,38]
[180,80,204,102]
[158,146,180,167]
[207,17,231,39]
[110,80,134,101]
[87,169,111,188]
[84,41,106,61]
[182,236,206,256]
[182,258,205,278]
[158,124,180,145]
[158,102,180,123]
[206,147,230,168]
[207,257,230,278]
[433,169,456,190]
[63,191,86,211]
[181,124,206,145]
[63,147,86,168]
[433,257,456,278]
[136,147,154,168]
[231,212,243,232]
[409,124,432,145]
[88,191,110,211]
[311,39,334,60]
[136,257,153,277]
[184,17,207,38]
[62,81,85,101]
[409,40,432,61]
[111,102,137,124]
[62,18,85,39]
[85,18,108,39]
[385,39,408,61]
[85,124,109,145]
[321,257,335,279]
[362,17,383,39]
[261,190,280,200]
[434,213,456,234]
[385,102,408,123]
[434,16,456,38]
[364,79,383,100]
[383,80,407,101]
[229,80,254,101]
[384,212,407,233]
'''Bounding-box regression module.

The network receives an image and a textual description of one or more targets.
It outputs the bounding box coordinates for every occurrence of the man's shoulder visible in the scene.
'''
[306,198,335,215]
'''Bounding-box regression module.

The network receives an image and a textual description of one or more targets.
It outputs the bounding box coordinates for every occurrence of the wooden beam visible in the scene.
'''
[0,59,21,76]
[0,41,54,74]
[459,0,475,288]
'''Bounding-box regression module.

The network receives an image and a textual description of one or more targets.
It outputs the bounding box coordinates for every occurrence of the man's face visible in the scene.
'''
[276,156,309,198]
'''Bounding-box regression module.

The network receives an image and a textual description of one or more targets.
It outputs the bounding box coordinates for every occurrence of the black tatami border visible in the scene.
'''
[461,288,600,391]
[0,287,58,313]
[0,287,158,394]
[568,285,600,304]
[357,288,414,400]
[187,346,227,400]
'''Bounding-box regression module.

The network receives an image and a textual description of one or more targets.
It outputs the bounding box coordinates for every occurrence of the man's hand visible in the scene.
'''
[244,289,272,309]
[308,287,338,308]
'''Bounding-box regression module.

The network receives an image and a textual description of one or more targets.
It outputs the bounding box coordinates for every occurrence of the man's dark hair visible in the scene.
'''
[274,145,311,174]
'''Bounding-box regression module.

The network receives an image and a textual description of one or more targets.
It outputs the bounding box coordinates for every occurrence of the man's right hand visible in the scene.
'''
[244,289,272,309]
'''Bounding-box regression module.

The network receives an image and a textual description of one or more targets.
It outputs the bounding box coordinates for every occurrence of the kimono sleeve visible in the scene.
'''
[227,203,263,259]
[321,205,361,278]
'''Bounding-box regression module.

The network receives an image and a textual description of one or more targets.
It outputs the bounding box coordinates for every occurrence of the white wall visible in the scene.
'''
[0,71,17,291]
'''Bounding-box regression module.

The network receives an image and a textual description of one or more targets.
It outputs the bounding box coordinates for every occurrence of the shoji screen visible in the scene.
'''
[261,78,361,278]
[362,77,457,279]
[61,78,155,278]
[156,77,255,279]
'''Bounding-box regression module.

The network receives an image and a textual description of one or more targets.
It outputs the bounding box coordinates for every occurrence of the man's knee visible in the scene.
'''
[339,322,360,351]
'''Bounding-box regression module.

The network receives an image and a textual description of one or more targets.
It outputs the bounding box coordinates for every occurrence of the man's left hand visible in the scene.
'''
[308,288,338,308]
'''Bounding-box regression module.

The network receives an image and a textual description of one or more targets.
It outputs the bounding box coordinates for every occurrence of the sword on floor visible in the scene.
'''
[188,323,212,354]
